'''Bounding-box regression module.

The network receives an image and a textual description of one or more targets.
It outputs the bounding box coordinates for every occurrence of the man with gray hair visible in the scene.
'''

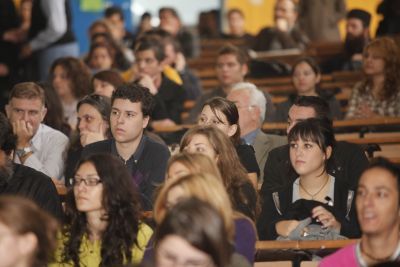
[227,82,286,182]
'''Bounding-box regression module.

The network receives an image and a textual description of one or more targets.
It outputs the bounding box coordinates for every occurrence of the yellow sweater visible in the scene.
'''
[49,223,153,266]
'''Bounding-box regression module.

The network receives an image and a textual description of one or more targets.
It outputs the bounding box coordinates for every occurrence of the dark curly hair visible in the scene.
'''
[0,112,16,155]
[361,37,400,100]
[180,125,258,220]
[50,57,92,99]
[62,154,142,267]
[111,83,155,117]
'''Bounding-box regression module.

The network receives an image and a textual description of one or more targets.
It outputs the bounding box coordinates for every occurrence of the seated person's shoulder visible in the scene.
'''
[144,137,170,155]
[81,139,112,157]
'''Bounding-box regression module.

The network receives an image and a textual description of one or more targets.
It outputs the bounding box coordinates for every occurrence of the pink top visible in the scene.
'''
[319,244,359,267]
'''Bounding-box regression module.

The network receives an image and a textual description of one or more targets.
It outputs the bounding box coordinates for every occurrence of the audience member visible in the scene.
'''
[0,112,63,219]
[257,118,361,240]
[222,8,254,47]
[163,34,202,100]
[51,154,153,266]
[261,96,369,193]
[6,82,69,180]
[135,12,153,39]
[180,125,258,221]
[322,9,372,73]
[21,0,78,81]
[86,42,116,72]
[320,157,400,266]
[198,97,260,186]
[39,81,72,137]
[298,0,346,42]
[134,37,185,126]
[154,172,256,264]
[50,57,92,130]
[0,196,59,267]
[275,57,342,121]
[346,37,400,119]
[104,6,135,49]
[253,0,309,51]
[91,70,124,98]
[186,44,275,123]
[88,20,113,39]
[227,82,286,181]
[159,7,198,58]
[64,94,111,184]
[82,83,170,210]
[154,197,251,267]
[197,10,221,39]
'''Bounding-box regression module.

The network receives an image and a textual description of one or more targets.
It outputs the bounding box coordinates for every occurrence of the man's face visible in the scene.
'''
[135,49,163,80]
[274,0,297,28]
[159,11,180,35]
[6,97,47,136]
[110,99,149,144]
[227,89,260,136]
[216,54,247,88]
[105,14,125,41]
[346,18,365,39]
[228,12,245,36]
[287,105,316,134]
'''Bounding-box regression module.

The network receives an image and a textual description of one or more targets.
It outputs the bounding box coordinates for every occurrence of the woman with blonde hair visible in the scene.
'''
[346,37,400,119]
[180,125,258,221]
[166,151,221,181]
[154,173,256,264]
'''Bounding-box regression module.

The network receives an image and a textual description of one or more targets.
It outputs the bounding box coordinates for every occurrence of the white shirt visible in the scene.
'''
[14,124,69,180]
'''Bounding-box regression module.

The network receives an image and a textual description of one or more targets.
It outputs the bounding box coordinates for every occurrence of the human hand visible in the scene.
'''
[12,120,34,148]
[80,122,106,147]
[175,52,186,72]
[312,206,341,231]
[137,74,158,95]
[276,18,289,32]
[276,219,300,237]
[355,103,378,118]
[3,28,26,43]
[0,64,9,77]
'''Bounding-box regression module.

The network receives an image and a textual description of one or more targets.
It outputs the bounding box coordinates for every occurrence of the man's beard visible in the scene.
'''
[344,35,367,57]
[0,157,14,187]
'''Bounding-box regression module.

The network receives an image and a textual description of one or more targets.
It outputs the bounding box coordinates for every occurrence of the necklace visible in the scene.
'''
[360,243,393,262]
[299,175,330,200]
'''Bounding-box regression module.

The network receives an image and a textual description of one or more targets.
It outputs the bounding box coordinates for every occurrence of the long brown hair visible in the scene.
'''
[180,126,257,219]
[361,37,400,100]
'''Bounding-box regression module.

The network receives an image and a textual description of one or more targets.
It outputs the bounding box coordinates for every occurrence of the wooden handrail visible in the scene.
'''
[256,239,358,250]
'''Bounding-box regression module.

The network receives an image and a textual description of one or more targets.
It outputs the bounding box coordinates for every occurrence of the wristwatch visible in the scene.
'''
[15,146,33,158]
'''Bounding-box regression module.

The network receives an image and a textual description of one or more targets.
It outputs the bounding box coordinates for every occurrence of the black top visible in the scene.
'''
[29,0,75,46]
[261,141,369,194]
[64,145,83,186]
[236,144,260,176]
[152,75,186,124]
[0,164,63,220]
[82,136,170,210]
[257,177,361,240]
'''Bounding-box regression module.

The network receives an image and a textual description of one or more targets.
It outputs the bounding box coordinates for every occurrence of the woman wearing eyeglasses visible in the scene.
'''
[50,154,153,267]
[198,97,259,187]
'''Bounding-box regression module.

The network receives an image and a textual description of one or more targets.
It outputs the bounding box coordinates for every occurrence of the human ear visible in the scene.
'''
[227,124,238,137]
[325,146,332,160]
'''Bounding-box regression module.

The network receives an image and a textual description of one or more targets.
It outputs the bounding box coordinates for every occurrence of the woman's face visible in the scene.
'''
[363,48,386,76]
[90,47,113,70]
[292,62,320,95]
[167,162,191,181]
[0,221,32,267]
[73,162,104,214]
[156,235,214,267]
[93,78,115,98]
[198,105,237,137]
[356,167,400,236]
[183,134,217,161]
[52,65,73,99]
[289,138,330,178]
[77,103,108,136]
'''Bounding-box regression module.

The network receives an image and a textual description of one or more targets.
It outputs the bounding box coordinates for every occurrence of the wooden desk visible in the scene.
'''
[256,239,358,251]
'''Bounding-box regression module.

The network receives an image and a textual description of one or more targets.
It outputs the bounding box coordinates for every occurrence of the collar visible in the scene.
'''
[111,135,147,164]
[356,240,400,267]
[242,129,260,145]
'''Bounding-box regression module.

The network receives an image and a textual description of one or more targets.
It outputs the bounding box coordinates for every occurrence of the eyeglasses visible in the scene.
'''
[70,177,102,187]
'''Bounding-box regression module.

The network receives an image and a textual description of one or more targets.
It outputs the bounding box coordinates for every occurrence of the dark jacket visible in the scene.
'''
[257,177,361,240]
[82,136,170,210]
